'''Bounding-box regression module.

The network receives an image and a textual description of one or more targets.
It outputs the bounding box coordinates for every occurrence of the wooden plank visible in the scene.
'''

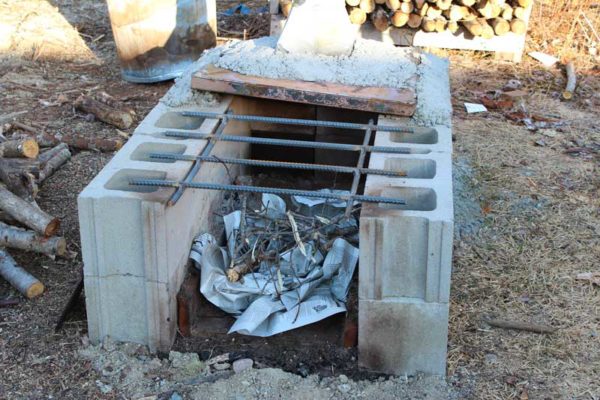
[192,65,417,117]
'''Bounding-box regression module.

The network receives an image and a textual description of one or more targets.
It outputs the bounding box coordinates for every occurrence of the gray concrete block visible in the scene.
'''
[79,96,253,351]
[358,298,449,375]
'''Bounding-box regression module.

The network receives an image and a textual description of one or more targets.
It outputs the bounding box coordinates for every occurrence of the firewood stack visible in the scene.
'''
[0,135,70,299]
[344,0,531,36]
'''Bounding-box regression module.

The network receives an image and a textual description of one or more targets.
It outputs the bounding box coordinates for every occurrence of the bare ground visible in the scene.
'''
[0,0,599,399]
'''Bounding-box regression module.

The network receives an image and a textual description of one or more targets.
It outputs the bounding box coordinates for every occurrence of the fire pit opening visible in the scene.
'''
[172,96,386,378]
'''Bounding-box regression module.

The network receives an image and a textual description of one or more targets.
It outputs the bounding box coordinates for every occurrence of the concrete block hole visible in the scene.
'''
[155,111,205,130]
[378,187,437,211]
[130,143,187,163]
[384,158,436,179]
[104,169,167,193]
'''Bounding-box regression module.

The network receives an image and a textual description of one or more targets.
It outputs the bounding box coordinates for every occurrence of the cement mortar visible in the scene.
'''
[161,49,222,108]
[413,53,453,127]
[215,36,420,90]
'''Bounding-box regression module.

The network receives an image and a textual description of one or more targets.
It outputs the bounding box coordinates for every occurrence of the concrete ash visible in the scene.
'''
[161,48,222,108]
[215,36,419,90]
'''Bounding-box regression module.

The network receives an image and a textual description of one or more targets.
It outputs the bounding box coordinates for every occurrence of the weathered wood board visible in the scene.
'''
[192,65,417,116]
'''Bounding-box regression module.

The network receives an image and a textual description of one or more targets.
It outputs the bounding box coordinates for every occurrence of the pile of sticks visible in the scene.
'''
[0,92,135,300]
[0,139,70,299]
[345,0,531,37]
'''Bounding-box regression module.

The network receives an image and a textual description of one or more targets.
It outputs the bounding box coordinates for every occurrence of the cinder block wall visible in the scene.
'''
[79,95,253,351]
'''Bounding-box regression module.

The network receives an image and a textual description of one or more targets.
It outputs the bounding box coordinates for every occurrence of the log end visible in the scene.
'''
[227,269,240,282]
[26,281,45,298]
[56,237,67,257]
[44,218,61,237]
[22,139,40,159]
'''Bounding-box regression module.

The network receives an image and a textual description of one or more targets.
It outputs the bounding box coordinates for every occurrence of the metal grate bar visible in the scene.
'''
[129,179,407,206]
[164,131,411,154]
[148,153,407,177]
[346,119,373,215]
[180,111,417,133]
[167,115,229,205]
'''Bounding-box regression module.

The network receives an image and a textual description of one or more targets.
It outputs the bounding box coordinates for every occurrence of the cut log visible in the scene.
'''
[462,19,483,36]
[0,249,44,299]
[0,165,38,202]
[510,18,526,34]
[348,7,367,24]
[414,0,426,8]
[38,147,71,183]
[96,92,136,118]
[562,61,576,100]
[28,133,123,152]
[501,4,513,20]
[359,0,376,13]
[385,0,401,11]
[0,185,59,236]
[447,20,459,33]
[491,17,510,35]
[426,5,442,18]
[477,0,495,18]
[0,222,66,257]
[407,13,423,28]
[435,0,452,10]
[73,95,134,130]
[371,7,390,31]
[0,139,39,159]
[421,17,437,31]
[391,11,409,26]
[399,1,413,13]
[434,17,447,32]
[446,5,468,21]
[478,18,495,39]
[513,6,526,19]
[38,143,69,164]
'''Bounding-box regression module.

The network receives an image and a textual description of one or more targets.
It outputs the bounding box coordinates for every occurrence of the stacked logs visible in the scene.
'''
[345,0,531,36]
[0,139,70,299]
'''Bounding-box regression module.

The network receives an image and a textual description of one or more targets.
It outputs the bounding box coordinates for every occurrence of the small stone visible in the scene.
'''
[213,362,231,371]
[233,358,254,374]
[170,393,183,400]
[338,384,351,394]
[95,380,113,394]
[339,374,349,383]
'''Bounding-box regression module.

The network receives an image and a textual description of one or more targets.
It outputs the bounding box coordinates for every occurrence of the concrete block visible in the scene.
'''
[79,96,253,351]
[358,111,453,375]
[360,150,453,303]
[133,97,231,138]
[358,298,449,376]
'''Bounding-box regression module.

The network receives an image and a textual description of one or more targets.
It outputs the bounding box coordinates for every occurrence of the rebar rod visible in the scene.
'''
[167,115,229,205]
[346,120,373,216]
[148,153,407,177]
[180,111,419,134]
[163,131,411,154]
[129,180,406,206]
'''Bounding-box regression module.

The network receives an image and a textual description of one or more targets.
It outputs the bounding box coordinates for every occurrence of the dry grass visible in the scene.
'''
[448,61,600,398]
[528,0,600,70]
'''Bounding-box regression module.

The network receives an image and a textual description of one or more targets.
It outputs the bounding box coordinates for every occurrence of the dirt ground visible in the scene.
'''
[0,0,599,399]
